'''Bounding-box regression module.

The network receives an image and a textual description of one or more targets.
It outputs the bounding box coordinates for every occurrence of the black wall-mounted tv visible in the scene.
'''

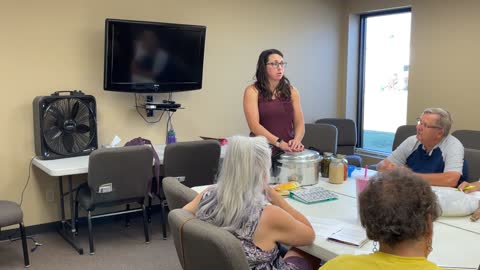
[104,19,206,93]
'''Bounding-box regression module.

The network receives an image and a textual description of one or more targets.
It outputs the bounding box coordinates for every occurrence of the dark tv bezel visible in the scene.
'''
[103,18,206,93]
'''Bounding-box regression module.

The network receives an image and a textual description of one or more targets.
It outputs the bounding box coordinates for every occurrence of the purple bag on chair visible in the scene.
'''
[124,137,160,196]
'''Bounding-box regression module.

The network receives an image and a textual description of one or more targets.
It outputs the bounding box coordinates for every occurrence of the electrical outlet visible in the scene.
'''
[46,189,55,202]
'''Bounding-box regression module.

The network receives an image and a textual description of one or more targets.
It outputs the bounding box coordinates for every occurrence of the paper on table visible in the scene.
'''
[307,217,343,238]
[307,216,369,247]
[327,224,368,247]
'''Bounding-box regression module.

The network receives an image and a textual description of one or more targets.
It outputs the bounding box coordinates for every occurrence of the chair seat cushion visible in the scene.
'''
[0,200,23,227]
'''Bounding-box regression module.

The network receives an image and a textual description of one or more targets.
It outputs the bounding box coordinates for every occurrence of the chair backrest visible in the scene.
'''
[87,145,153,205]
[315,118,356,154]
[303,123,338,155]
[163,140,221,187]
[452,130,480,150]
[392,125,417,151]
[163,177,198,210]
[168,209,249,270]
[464,148,480,182]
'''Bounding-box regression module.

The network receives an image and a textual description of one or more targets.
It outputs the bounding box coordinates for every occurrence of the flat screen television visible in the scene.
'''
[104,19,206,93]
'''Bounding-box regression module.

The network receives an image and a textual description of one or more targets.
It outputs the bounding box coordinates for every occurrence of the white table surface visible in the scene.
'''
[192,175,480,269]
[33,144,227,177]
[317,174,480,235]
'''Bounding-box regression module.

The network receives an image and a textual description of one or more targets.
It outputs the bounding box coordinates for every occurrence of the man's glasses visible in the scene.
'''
[266,62,287,68]
[416,118,441,129]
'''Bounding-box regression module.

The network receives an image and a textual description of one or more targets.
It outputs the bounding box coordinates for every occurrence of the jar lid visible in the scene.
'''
[278,149,322,163]
[330,157,343,163]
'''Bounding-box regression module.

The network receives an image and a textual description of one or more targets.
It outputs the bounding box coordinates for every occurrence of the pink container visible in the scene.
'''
[355,176,369,197]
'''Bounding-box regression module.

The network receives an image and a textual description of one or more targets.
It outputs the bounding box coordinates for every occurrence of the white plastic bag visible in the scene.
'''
[432,187,479,217]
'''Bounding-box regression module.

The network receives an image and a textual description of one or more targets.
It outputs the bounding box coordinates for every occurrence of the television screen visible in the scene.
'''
[104,19,206,93]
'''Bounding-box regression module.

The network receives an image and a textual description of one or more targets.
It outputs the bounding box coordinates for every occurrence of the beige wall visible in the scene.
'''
[9,0,479,226]
[0,0,344,226]
[408,0,480,129]
[342,0,480,130]
[341,0,480,165]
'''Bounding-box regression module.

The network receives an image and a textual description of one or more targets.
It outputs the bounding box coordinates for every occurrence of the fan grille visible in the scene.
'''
[42,98,96,156]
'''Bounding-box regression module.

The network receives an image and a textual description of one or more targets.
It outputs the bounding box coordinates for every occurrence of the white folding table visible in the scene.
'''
[193,175,480,269]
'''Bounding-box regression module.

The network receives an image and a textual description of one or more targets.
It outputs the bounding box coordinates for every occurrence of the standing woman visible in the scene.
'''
[244,49,305,153]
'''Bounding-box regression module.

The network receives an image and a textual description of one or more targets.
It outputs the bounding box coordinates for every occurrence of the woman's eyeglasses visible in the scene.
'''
[266,62,287,68]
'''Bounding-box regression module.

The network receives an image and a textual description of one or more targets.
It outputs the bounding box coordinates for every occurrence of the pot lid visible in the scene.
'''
[278,149,321,163]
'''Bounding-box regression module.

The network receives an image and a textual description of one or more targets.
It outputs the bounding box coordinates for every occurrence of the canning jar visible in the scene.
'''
[329,157,345,184]
[320,152,333,178]
[336,154,348,181]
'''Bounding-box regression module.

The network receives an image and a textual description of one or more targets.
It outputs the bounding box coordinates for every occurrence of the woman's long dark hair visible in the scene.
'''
[254,49,291,100]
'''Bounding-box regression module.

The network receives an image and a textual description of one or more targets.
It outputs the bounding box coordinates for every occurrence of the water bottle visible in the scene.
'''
[166,129,176,144]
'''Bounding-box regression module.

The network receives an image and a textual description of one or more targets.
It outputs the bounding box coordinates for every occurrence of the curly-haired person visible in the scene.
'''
[320,168,442,270]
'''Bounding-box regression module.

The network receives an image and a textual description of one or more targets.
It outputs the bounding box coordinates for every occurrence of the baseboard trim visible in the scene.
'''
[0,204,167,241]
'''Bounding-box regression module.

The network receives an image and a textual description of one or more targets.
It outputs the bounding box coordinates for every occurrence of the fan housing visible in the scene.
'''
[33,91,98,160]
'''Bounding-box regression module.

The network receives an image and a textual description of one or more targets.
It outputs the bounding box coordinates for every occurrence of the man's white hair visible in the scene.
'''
[423,107,452,136]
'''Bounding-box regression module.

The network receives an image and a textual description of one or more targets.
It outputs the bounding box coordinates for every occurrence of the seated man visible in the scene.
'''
[377,108,466,187]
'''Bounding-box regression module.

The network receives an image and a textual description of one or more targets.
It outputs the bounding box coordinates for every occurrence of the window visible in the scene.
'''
[357,8,411,153]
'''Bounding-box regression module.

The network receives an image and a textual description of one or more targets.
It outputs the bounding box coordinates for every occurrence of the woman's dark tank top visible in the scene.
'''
[253,96,295,143]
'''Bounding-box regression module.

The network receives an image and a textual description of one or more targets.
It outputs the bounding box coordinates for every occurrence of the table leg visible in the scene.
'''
[68,176,77,235]
[56,176,84,255]
[59,177,66,231]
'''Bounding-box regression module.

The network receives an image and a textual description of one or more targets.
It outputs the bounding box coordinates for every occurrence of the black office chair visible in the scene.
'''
[0,201,30,267]
[303,123,338,155]
[74,145,153,255]
[163,140,221,188]
[452,130,480,150]
[315,118,362,167]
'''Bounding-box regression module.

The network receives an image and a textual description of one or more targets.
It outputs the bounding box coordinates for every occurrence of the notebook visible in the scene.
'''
[327,224,369,247]
[289,187,338,204]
